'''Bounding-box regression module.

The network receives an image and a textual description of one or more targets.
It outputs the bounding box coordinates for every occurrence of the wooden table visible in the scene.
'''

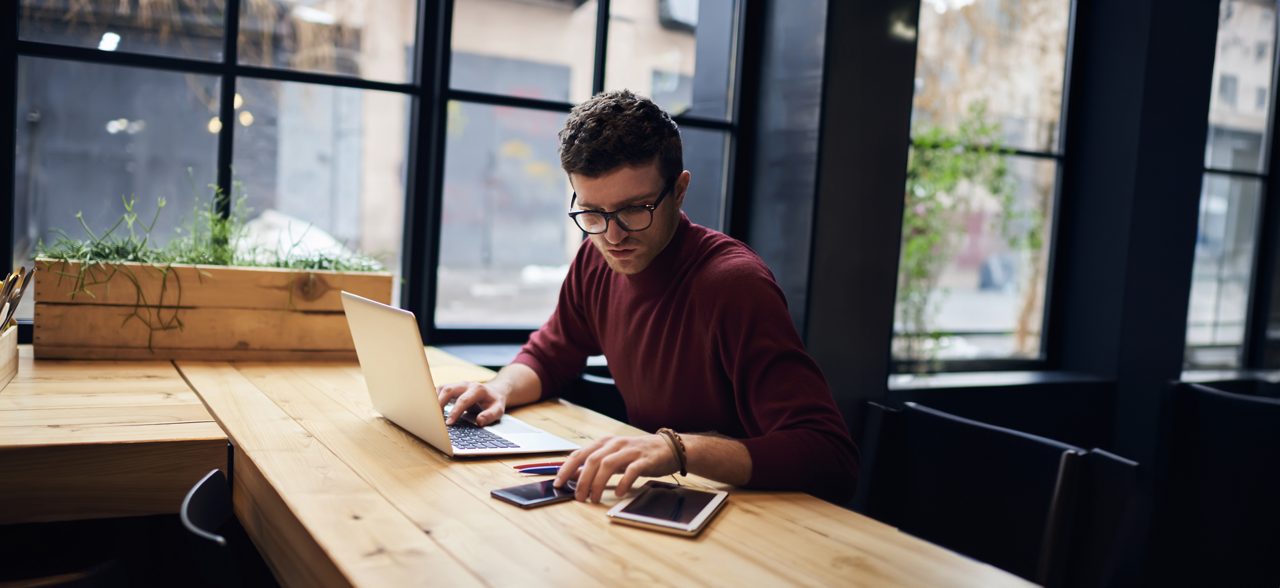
[177,348,1031,587]
[0,346,227,524]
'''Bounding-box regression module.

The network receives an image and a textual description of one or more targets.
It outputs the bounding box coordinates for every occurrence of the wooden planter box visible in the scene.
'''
[33,259,393,361]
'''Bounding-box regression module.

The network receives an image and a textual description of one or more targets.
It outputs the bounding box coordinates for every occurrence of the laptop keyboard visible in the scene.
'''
[448,422,520,450]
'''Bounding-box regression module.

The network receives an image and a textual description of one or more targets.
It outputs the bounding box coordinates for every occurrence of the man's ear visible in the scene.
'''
[674,170,692,206]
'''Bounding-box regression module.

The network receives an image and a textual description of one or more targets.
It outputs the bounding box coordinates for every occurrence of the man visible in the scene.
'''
[438,90,858,504]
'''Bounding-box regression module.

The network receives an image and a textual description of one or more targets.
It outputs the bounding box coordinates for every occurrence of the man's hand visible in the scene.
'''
[553,434,679,502]
[436,381,509,426]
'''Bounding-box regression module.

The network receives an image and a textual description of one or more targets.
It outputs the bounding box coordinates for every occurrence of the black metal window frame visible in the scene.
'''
[890,0,1079,375]
[416,0,756,345]
[0,0,760,348]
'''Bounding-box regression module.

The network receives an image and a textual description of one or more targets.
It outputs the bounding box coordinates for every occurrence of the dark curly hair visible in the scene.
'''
[558,89,683,185]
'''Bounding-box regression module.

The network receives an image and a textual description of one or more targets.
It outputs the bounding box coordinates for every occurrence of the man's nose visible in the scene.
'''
[604,219,628,245]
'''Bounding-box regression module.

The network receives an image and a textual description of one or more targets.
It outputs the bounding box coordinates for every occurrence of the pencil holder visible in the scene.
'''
[0,324,17,391]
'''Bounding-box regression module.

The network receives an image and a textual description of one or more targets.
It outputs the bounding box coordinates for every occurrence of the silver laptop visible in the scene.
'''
[341,291,578,457]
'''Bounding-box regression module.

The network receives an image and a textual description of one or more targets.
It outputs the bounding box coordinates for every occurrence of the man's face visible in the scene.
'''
[570,162,689,275]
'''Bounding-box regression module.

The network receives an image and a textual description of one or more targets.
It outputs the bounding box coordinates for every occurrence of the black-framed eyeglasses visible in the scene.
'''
[568,184,673,234]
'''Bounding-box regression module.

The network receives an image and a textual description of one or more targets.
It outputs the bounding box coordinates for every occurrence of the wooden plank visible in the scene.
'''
[0,438,227,524]
[35,260,392,311]
[233,447,350,588]
[178,361,480,588]
[0,403,217,428]
[34,305,355,351]
[0,325,16,391]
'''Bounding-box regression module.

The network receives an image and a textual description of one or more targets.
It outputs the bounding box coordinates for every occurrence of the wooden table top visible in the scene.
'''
[0,346,227,524]
[178,348,1032,588]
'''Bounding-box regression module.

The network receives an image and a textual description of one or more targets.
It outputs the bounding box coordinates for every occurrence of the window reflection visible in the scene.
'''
[20,0,226,60]
[238,0,418,83]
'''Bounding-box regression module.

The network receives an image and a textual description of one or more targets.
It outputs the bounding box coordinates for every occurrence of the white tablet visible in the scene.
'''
[606,480,729,537]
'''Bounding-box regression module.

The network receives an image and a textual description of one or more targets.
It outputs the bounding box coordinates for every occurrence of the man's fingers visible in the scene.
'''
[576,447,609,501]
[436,383,467,407]
[615,460,647,498]
[592,452,632,503]
[447,389,480,424]
[475,404,504,426]
[554,450,585,488]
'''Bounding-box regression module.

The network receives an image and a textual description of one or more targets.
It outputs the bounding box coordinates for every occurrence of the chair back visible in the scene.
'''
[1062,449,1141,587]
[898,402,1083,585]
[851,402,905,521]
[563,372,629,423]
[181,469,231,547]
[1149,382,1280,586]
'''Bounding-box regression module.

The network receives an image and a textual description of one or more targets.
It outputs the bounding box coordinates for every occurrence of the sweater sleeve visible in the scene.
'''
[709,257,860,504]
[512,244,602,401]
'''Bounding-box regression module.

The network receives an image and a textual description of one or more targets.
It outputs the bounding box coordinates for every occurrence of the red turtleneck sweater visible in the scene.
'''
[513,214,859,503]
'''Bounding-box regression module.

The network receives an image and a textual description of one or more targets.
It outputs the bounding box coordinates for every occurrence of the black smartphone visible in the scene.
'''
[490,479,576,509]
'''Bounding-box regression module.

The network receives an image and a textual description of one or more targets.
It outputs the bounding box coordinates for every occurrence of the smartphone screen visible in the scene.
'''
[618,482,717,524]
[490,479,575,508]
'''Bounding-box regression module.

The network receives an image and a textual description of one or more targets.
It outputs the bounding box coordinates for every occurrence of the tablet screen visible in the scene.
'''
[619,483,717,524]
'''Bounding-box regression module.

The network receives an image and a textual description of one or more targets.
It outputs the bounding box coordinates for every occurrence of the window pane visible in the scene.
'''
[450,0,596,103]
[913,0,1070,153]
[436,103,572,328]
[606,0,738,121]
[13,57,220,320]
[20,0,225,60]
[1185,174,1263,369]
[238,0,418,84]
[1204,0,1276,173]
[680,127,727,231]
[232,79,409,301]
[893,154,1058,363]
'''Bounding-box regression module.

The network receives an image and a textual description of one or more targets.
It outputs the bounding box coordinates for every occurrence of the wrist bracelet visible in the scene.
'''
[656,427,688,477]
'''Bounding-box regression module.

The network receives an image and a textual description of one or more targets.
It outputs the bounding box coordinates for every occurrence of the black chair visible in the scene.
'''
[1147,382,1280,587]
[855,402,1082,585]
[561,371,629,423]
[180,469,277,588]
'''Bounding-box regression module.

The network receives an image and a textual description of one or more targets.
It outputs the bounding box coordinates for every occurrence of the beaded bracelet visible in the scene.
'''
[656,427,688,477]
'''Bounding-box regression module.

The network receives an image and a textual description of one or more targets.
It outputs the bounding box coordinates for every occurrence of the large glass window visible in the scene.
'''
[13,57,221,321]
[233,79,410,296]
[12,1,416,322]
[434,0,742,333]
[893,0,1071,368]
[436,103,571,327]
[1185,0,1277,369]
